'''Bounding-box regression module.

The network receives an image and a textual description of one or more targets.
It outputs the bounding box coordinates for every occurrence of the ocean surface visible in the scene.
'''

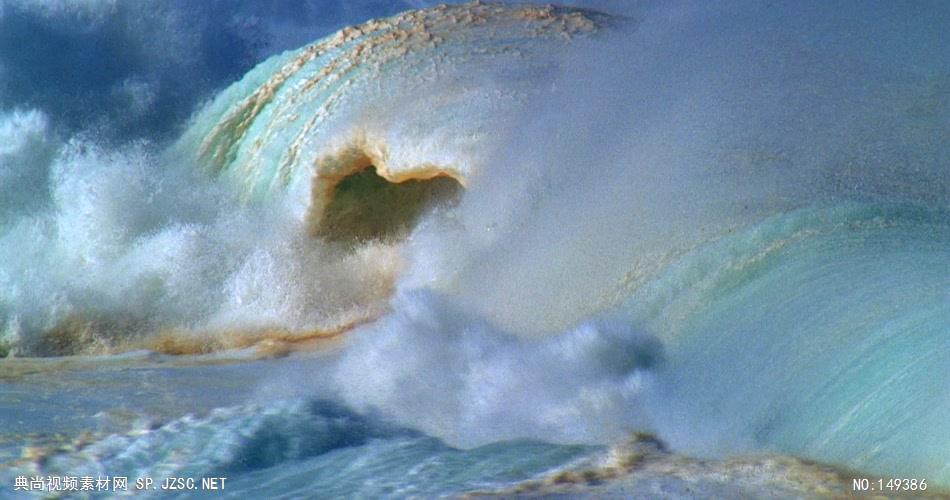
[0,1,947,498]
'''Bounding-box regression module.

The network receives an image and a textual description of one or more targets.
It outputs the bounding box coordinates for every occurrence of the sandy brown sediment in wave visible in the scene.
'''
[139,318,372,358]
[0,318,372,381]
[308,140,465,241]
[21,313,146,357]
[4,311,376,363]
[469,433,949,499]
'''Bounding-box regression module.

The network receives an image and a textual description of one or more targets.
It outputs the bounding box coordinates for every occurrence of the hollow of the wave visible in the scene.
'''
[315,165,462,244]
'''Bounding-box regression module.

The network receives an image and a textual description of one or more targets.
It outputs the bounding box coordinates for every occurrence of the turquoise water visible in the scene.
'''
[1,1,948,497]
[627,204,950,483]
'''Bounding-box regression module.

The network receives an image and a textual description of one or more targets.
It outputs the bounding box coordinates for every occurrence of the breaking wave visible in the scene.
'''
[1,0,948,494]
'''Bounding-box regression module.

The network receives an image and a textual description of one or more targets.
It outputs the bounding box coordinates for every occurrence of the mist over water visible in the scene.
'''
[0,0,948,495]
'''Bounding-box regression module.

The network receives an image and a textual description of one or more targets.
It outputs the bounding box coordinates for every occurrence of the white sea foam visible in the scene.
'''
[0,132,398,353]
[0,1,948,490]
[334,290,662,447]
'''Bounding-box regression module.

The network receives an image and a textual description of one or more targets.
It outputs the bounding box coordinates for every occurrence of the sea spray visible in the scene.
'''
[0,1,947,496]
[334,290,663,447]
[0,132,399,355]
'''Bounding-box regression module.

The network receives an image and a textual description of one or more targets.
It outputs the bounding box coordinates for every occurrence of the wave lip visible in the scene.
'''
[176,2,612,236]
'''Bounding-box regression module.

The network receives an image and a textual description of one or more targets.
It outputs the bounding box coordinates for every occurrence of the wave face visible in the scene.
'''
[1,0,949,496]
[628,204,950,481]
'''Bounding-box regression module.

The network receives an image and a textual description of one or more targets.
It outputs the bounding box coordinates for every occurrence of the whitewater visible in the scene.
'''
[0,1,948,498]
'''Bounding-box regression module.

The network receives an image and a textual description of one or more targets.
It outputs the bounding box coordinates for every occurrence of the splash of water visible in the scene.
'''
[0,0,947,490]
